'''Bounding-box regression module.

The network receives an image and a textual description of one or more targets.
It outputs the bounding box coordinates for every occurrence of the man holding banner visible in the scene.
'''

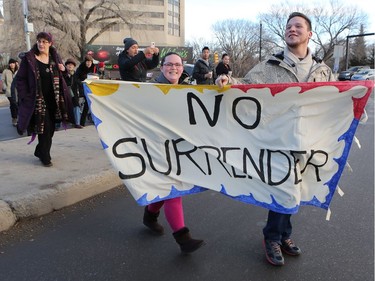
[217,12,335,266]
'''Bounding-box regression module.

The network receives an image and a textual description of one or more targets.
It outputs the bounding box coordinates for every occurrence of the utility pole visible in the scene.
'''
[21,0,33,50]
[259,21,262,62]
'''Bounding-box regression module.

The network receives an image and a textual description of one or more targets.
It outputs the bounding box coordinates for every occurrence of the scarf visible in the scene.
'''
[33,57,68,134]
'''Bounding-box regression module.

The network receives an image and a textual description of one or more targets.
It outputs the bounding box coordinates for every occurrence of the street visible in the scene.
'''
[0,94,373,281]
[0,106,21,141]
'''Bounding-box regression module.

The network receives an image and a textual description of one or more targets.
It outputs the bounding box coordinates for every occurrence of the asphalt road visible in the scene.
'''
[0,106,21,141]
[0,95,373,281]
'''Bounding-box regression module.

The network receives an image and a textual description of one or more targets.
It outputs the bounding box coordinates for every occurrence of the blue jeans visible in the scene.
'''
[73,106,81,125]
[263,210,292,243]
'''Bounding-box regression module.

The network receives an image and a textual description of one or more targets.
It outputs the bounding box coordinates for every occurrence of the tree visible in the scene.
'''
[212,19,276,77]
[28,0,141,60]
[185,37,218,63]
[0,0,25,60]
[349,24,368,66]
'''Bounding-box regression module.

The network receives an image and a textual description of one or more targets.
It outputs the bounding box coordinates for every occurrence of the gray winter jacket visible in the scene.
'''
[242,50,335,84]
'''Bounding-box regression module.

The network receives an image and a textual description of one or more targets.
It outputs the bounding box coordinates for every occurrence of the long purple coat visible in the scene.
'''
[16,45,73,132]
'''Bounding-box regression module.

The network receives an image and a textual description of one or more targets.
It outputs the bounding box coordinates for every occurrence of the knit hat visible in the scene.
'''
[8,58,17,64]
[98,61,105,68]
[65,58,76,66]
[123,37,138,51]
[36,32,53,43]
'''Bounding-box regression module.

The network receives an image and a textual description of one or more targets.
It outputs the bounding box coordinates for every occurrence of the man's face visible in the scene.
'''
[285,16,312,48]
[66,63,75,72]
[127,44,139,57]
[201,49,210,60]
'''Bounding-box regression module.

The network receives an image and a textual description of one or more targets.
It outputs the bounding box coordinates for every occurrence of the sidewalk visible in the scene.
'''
[0,94,9,106]
[0,124,122,232]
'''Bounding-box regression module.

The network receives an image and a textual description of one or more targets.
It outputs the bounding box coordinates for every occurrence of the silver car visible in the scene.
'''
[351,69,375,81]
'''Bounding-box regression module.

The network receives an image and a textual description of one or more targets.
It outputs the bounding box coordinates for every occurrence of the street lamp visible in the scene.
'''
[21,0,33,50]
[345,33,375,70]
[259,21,262,62]
[0,9,4,24]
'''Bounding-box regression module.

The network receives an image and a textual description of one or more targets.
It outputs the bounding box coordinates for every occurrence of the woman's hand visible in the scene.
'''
[215,74,229,88]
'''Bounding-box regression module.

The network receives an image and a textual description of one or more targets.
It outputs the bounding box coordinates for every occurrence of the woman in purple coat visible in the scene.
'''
[16,32,73,167]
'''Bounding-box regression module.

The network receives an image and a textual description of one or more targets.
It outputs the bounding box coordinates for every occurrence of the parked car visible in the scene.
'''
[338,66,370,81]
[181,63,196,85]
[351,69,375,81]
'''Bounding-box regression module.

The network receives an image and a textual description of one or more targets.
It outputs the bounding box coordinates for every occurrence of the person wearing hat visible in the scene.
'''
[118,37,159,82]
[2,58,19,126]
[75,54,97,126]
[97,61,109,79]
[64,58,82,129]
[16,31,73,167]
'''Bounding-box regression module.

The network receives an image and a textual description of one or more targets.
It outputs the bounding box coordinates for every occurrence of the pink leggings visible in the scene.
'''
[147,197,184,232]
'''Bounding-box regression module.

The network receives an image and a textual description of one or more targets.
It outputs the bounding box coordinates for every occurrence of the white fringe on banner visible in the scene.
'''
[359,109,368,124]
[353,136,361,149]
[326,208,331,221]
[345,162,353,173]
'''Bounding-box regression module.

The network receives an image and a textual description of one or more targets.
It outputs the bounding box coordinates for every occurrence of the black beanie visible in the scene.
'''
[123,37,138,51]
[8,58,17,64]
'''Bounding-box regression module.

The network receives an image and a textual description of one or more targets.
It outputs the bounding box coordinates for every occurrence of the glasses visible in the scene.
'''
[37,40,50,44]
[163,62,183,68]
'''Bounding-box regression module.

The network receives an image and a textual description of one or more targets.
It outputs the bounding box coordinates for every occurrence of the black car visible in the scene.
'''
[338,66,370,81]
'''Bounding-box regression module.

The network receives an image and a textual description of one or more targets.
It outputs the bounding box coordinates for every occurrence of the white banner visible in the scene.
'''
[84,80,373,214]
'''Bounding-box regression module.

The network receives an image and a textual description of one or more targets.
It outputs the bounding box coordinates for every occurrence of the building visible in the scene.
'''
[0,0,189,64]
[89,0,186,48]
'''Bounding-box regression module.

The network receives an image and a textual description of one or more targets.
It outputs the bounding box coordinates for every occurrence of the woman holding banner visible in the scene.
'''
[141,52,205,254]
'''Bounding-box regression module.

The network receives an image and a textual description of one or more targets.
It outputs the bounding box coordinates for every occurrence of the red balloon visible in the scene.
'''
[96,50,109,60]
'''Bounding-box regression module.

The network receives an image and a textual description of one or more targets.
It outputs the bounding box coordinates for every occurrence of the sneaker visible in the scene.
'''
[12,118,18,127]
[74,124,84,129]
[281,238,301,256]
[263,239,284,266]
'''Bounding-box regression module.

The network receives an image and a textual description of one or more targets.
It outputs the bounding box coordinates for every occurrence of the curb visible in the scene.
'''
[0,94,9,106]
[0,170,122,232]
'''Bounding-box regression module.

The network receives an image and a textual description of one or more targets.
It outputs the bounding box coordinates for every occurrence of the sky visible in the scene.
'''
[185,0,375,42]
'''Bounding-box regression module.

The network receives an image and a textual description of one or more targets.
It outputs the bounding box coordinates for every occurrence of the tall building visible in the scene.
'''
[0,0,187,61]
[89,0,186,48]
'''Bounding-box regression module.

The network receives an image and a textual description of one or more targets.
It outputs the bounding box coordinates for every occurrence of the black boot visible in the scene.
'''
[143,206,164,235]
[173,227,205,254]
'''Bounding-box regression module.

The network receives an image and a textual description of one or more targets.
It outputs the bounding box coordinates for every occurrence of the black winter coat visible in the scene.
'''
[16,45,73,132]
[192,59,214,85]
[75,62,96,97]
[118,51,159,82]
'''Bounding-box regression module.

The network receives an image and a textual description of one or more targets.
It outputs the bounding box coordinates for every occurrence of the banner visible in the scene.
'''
[84,80,373,214]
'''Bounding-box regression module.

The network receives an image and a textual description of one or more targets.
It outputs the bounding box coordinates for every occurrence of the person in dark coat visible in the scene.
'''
[215,53,232,76]
[118,37,160,82]
[16,32,73,167]
[75,55,96,126]
[192,46,214,85]
[64,58,82,129]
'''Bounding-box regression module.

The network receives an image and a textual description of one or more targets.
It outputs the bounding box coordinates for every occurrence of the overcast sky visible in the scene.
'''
[185,0,375,42]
